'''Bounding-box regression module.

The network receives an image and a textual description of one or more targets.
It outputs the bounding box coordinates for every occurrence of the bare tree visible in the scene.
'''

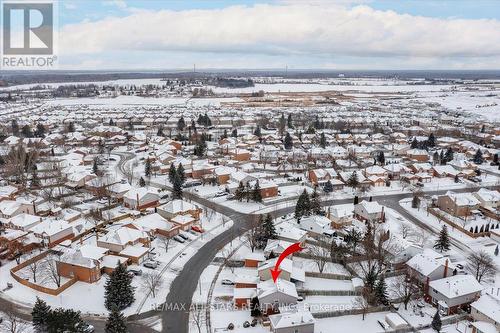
[221,248,235,274]
[352,294,370,321]
[389,269,422,310]
[27,259,40,283]
[399,222,413,240]
[245,218,260,252]
[43,255,61,287]
[158,236,171,253]
[141,271,164,298]
[190,303,205,333]
[0,304,29,333]
[309,237,331,273]
[467,251,497,283]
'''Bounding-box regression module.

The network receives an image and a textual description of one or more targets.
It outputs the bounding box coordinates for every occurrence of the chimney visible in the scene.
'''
[443,259,449,278]
[136,193,140,210]
[425,276,430,297]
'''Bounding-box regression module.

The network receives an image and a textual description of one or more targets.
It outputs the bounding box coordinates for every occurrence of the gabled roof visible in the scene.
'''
[429,275,482,299]
[269,311,315,329]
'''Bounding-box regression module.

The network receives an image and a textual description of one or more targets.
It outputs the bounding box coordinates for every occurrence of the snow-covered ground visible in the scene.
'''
[0,212,233,317]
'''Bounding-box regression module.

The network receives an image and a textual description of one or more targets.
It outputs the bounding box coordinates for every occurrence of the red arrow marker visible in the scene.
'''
[270,242,304,283]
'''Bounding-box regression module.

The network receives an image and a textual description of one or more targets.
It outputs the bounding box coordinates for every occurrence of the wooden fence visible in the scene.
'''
[312,305,390,319]
[428,207,490,238]
[10,250,78,296]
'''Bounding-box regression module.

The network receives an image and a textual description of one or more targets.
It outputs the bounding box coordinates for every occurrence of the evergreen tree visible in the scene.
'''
[287,114,293,128]
[473,149,483,164]
[493,153,499,165]
[194,136,207,157]
[35,123,46,137]
[353,195,359,205]
[433,151,440,165]
[105,306,128,333]
[104,262,135,311]
[295,189,311,221]
[67,121,75,133]
[495,245,499,256]
[177,116,186,131]
[93,158,99,175]
[347,171,359,188]
[427,133,436,147]
[168,163,177,184]
[377,151,385,165]
[310,188,321,215]
[439,150,445,165]
[319,132,327,148]
[31,169,41,187]
[323,180,333,193]
[278,113,286,133]
[32,297,51,333]
[375,276,388,305]
[284,132,293,150]
[313,115,321,129]
[177,163,186,185]
[235,181,245,202]
[431,311,442,332]
[127,118,134,130]
[22,124,33,138]
[11,119,19,136]
[145,158,152,177]
[245,182,252,202]
[172,173,183,199]
[410,138,419,149]
[411,195,420,209]
[157,125,164,136]
[252,181,262,203]
[444,147,453,163]
[45,308,85,333]
[139,177,146,187]
[263,214,277,240]
[434,225,451,253]
[250,297,261,317]
[254,126,262,138]
[109,118,114,126]
[231,128,238,138]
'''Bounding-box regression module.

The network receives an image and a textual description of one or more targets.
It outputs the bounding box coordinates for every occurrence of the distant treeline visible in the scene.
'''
[2,69,500,87]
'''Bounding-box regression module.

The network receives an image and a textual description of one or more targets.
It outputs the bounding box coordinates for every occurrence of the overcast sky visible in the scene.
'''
[57,0,500,70]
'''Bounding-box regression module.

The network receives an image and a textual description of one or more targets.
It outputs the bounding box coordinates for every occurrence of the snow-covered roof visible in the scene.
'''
[471,293,500,324]
[442,191,480,206]
[269,311,315,329]
[429,274,483,299]
[159,199,197,214]
[406,249,448,277]
[257,278,298,299]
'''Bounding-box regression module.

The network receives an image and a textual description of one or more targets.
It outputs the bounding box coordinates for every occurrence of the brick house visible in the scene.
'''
[437,191,480,217]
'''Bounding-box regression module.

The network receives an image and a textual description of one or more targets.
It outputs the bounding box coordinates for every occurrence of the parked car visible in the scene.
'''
[178,233,190,241]
[221,279,234,285]
[173,235,185,243]
[213,191,227,198]
[191,225,204,233]
[184,180,202,188]
[143,261,158,269]
[128,268,143,276]
[455,263,464,270]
